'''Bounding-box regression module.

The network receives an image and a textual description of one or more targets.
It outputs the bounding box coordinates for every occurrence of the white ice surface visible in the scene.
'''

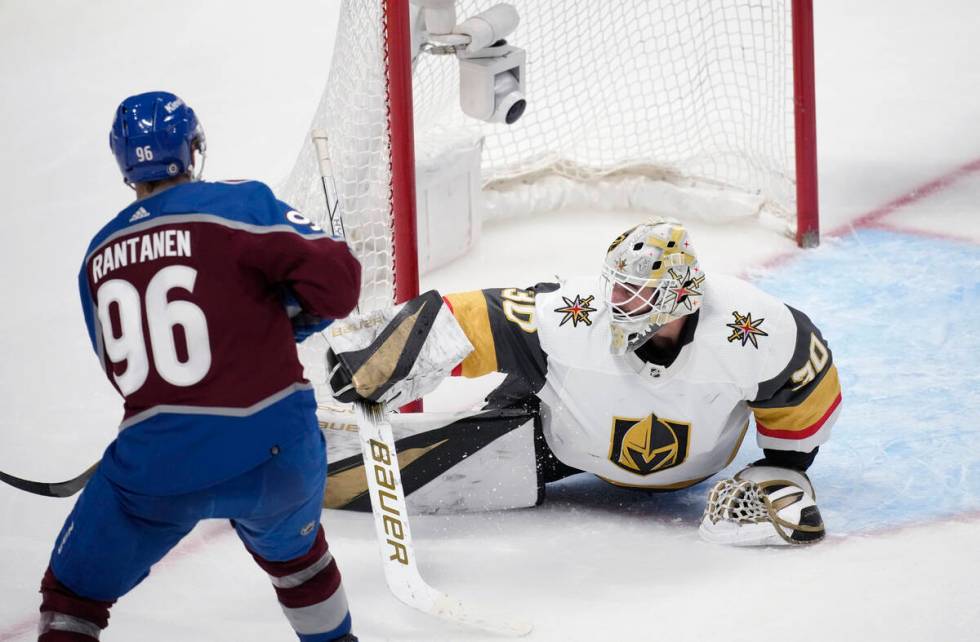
[2,1,980,641]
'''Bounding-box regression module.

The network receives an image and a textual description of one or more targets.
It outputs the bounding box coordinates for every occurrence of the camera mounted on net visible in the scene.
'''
[414,1,527,125]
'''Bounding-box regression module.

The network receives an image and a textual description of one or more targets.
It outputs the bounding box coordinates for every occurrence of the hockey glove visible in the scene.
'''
[698,465,825,546]
[326,290,473,406]
[281,288,332,342]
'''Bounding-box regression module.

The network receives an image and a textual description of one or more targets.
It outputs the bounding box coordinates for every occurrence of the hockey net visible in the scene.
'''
[280,0,818,395]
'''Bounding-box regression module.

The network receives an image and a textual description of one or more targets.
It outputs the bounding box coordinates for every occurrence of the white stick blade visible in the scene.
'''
[353,402,533,637]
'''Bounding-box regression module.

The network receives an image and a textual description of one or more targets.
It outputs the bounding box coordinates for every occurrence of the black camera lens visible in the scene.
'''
[505,98,526,124]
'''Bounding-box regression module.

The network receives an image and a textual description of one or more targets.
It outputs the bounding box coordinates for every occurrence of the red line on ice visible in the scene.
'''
[831,156,980,235]
[0,521,234,640]
[746,155,980,277]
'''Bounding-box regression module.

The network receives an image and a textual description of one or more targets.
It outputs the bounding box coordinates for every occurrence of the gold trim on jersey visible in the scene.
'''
[723,419,751,468]
[751,364,841,432]
[599,474,711,490]
[445,291,498,378]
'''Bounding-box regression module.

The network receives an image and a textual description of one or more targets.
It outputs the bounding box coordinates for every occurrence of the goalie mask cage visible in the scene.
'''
[281,0,819,316]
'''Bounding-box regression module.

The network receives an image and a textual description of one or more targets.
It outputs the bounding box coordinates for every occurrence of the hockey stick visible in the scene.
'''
[0,462,97,498]
[311,130,530,635]
[354,400,533,637]
[311,129,346,242]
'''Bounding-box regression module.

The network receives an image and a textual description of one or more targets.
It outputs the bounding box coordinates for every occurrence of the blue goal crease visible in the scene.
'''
[749,228,980,534]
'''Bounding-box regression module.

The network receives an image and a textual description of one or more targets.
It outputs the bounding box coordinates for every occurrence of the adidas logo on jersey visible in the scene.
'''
[129,207,152,222]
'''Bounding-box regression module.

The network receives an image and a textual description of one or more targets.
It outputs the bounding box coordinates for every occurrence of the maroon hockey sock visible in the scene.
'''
[249,526,351,638]
[38,567,114,641]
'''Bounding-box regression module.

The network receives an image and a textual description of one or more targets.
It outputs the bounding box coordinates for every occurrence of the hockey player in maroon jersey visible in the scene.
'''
[326,218,840,547]
[37,92,361,641]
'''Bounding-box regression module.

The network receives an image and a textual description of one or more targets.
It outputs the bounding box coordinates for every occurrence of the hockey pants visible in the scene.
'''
[38,428,351,641]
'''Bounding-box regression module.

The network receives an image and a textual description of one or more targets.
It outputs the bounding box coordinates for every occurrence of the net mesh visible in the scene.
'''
[412,0,796,222]
[280,0,799,397]
[283,0,797,309]
[279,0,394,393]
[279,0,395,315]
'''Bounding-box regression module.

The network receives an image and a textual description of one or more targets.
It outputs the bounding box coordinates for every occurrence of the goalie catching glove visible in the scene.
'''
[698,465,826,546]
[326,290,474,406]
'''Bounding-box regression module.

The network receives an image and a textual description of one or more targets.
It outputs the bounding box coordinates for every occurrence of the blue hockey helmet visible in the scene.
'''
[109,91,206,185]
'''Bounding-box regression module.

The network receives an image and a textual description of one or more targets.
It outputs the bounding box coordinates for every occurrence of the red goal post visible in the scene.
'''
[791,0,819,249]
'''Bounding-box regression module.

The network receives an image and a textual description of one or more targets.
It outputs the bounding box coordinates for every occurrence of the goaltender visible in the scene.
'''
[326,218,841,546]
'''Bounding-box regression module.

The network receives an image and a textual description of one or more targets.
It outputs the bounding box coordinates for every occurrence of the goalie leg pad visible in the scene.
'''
[699,465,825,546]
[321,406,541,514]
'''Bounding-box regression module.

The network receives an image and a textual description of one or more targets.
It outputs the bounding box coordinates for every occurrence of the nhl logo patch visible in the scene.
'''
[726,310,768,348]
[554,294,597,328]
[608,414,691,475]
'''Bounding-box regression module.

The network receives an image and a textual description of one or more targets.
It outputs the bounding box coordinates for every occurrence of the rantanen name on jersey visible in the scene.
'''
[91,229,191,283]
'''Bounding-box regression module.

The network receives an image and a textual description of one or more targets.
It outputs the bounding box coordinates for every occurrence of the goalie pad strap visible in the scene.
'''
[735,464,815,499]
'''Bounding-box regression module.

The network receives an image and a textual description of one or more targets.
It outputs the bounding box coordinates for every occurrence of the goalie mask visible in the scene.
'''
[601,218,705,355]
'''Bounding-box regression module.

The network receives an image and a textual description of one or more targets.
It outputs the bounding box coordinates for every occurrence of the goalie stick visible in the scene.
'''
[312,130,531,636]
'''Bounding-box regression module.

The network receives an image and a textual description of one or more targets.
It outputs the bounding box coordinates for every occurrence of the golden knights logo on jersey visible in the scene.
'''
[726,310,769,348]
[608,414,691,475]
[553,294,597,328]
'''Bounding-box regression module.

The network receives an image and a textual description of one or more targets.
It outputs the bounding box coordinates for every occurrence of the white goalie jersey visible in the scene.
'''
[442,273,842,489]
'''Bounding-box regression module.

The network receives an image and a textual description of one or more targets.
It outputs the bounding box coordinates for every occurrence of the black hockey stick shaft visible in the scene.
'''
[0,461,98,498]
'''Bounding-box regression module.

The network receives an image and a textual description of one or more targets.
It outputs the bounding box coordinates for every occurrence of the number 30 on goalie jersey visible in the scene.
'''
[442,285,553,405]
[748,306,842,452]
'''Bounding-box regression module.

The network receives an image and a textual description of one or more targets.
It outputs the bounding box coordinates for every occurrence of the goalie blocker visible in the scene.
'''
[327,289,473,407]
